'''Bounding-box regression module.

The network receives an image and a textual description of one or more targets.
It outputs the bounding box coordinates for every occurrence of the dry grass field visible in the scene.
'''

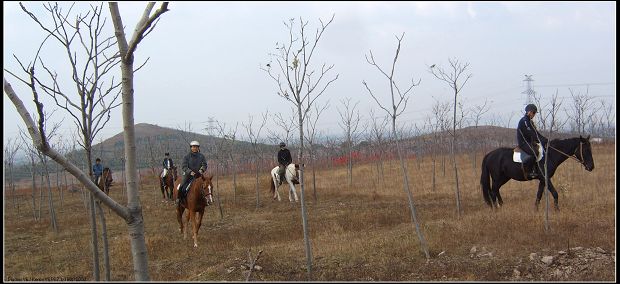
[3,143,616,281]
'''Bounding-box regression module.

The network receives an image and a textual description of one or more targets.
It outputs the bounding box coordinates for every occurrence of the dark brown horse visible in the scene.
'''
[481,135,594,210]
[97,167,113,195]
[159,166,176,200]
[174,173,213,247]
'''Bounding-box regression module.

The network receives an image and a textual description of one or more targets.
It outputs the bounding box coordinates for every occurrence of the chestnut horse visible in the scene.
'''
[174,173,214,247]
[159,166,176,200]
[97,167,113,195]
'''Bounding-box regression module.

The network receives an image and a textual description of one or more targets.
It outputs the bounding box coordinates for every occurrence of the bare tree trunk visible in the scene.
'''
[30,155,37,221]
[38,168,44,220]
[109,2,169,280]
[450,139,462,217]
[41,156,59,233]
[215,164,223,219]
[96,201,111,281]
[89,193,100,280]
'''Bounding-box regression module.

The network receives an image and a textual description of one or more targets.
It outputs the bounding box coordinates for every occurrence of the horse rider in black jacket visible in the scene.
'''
[517,104,548,179]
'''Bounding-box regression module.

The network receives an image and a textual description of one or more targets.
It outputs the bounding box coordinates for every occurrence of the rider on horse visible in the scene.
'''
[93,158,103,184]
[176,141,208,205]
[277,142,292,185]
[517,104,549,179]
[160,152,175,188]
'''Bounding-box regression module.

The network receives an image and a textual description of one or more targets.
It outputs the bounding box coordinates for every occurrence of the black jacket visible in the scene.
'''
[278,148,292,165]
[182,152,207,175]
[162,158,174,169]
[517,114,548,155]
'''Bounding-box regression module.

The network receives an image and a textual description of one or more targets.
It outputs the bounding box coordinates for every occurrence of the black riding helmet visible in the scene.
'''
[525,104,537,113]
[279,142,286,147]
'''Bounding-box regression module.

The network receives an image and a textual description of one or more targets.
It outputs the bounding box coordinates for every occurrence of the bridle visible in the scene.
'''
[548,141,588,168]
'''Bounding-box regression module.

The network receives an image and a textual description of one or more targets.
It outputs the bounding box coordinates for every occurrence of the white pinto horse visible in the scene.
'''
[270,164,300,202]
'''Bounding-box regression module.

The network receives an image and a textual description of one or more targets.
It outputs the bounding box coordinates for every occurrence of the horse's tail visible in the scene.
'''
[480,153,492,206]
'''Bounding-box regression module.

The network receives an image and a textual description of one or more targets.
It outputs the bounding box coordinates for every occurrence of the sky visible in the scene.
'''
[3,1,616,148]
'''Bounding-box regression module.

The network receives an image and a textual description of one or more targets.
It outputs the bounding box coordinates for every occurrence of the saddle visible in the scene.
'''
[512,144,544,163]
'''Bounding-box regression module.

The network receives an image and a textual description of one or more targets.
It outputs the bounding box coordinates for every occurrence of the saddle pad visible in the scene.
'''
[513,144,544,163]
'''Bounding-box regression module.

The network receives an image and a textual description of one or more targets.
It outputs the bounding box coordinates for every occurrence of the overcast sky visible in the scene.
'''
[3,1,616,147]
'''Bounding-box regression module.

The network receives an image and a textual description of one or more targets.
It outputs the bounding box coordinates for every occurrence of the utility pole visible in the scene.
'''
[522,75,535,105]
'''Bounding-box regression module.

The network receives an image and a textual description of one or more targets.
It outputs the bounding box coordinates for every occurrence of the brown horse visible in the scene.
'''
[174,173,214,247]
[159,166,176,200]
[97,167,113,195]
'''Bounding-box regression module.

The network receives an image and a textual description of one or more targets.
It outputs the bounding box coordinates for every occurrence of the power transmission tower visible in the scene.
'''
[522,75,535,105]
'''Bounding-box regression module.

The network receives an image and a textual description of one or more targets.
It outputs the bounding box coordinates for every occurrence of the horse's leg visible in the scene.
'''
[273,177,282,201]
[494,177,510,207]
[184,209,190,240]
[190,210,199,247]
[547,179,560,211]
[193,210,204,248]
[160,177,165,199]
[535,179,545,210]
[490,179,501,208]
[288,179,298,202]
[177,206,184,234]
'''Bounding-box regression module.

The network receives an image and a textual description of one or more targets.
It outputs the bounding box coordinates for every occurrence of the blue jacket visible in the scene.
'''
[517,115,548,154]
[93,163,103,177]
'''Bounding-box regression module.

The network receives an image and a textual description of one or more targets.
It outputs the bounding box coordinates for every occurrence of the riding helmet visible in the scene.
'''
[279,142,286,147]
[525,104,537,113]
[190,141,200,147]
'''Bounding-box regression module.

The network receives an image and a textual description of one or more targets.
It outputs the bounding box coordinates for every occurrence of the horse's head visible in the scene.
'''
[576,135,595,171]
[103,167,113,187]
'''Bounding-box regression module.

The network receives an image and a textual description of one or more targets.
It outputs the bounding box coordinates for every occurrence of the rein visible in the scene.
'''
[548,142,584,165]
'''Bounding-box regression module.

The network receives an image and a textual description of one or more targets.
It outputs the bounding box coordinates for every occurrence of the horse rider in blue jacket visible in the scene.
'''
[93,158,103,184]
[277,142,292,184]
[176,141,207,205]
[517,104,548,179]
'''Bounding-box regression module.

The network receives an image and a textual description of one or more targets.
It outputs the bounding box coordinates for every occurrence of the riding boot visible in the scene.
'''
[528,160,539,179]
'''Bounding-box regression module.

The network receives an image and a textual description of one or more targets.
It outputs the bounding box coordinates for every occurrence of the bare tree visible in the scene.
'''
[429,58,472,218]
[362,33,430,259]
[242,111,269,208]
[337,98,365,187]
[262,14,338,279]
[305,101,329,201]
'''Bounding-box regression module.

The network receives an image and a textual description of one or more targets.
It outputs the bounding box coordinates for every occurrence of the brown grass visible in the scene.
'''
[3,144,615,281]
